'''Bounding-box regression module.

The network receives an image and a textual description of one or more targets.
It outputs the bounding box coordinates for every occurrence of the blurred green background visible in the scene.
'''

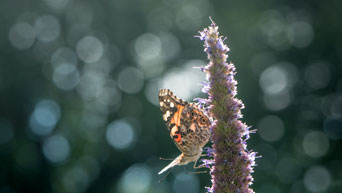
[0,0,341,193]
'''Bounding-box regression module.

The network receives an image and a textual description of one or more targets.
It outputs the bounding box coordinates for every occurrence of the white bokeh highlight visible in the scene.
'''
[161,60,206,101]
[43,135,70,163]
[29,99,61,136]
[263,90,291,111]
[259,63,297,95]
[260,62,297,111]
[106,120,135,150]
[76,36,103,63]
[119,164,152,193]
[135,33,161,62]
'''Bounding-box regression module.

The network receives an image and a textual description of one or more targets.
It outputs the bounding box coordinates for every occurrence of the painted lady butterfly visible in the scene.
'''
[158,89,211,175]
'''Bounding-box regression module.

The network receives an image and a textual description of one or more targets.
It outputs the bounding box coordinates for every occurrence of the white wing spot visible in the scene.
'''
[170,102,174,108]
[164,99,167,102]
[163,110,171,121]
[160,101,164,107]
[167,99,170,103]
[190,123,197,131]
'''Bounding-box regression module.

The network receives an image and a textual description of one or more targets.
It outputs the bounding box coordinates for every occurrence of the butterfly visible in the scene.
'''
[158,89,211,175]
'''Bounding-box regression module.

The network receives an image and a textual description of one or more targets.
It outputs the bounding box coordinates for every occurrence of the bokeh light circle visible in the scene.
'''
[97,80,121,107]
[260,65,288,95]
[77,71,104,100]
[117,67,144,94]
[51,47,78,69]
[134,33,165,79]
[9,22,36,50]
[106,120,135,150]
[29,99,61,136]
[303,166,331,193]
[161,60,206,100]
[43,135,70,164]
[53,63,80,91]
[288,21,314,48]
[76,36,103,63]
[302,131,330,158]
[119,164,152,193]
[263,91,291,111]
[134,33,161,61]
[34,15,61,43]
[144,78,161,106]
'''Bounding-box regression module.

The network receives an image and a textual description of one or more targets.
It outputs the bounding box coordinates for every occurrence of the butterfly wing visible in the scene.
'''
[177,103,211,154]
[158,89,188,129]
[158,89,211,175]
[158,89,211,154]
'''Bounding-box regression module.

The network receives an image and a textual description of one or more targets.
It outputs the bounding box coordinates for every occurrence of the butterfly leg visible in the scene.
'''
[193,158,206,169]
[186,170,207,174]
[185,159,207,174]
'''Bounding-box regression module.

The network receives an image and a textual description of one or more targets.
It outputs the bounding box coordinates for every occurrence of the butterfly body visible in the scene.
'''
[158,89,211,175]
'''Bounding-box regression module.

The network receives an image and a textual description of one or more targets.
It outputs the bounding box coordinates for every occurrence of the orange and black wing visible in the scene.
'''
[158,89,188,143]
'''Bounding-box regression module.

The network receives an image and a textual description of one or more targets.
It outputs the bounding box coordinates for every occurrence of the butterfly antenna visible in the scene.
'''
[159,157,174,161]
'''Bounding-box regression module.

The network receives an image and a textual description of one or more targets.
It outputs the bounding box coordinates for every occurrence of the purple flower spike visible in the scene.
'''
[197,19,256,193]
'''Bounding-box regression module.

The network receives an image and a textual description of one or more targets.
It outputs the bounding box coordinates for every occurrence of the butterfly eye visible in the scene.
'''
[201,118,206,124]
